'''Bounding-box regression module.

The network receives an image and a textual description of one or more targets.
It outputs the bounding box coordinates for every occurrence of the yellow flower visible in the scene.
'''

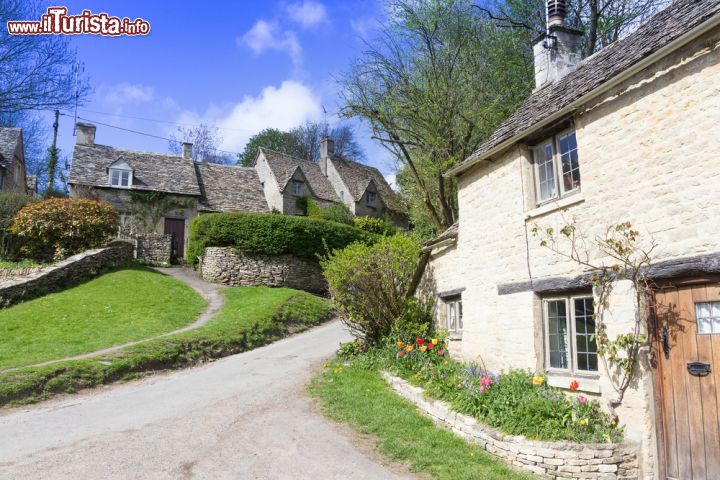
[580,419,587,425]
[611,420,617,426]
[431,338,438,345]
[443,360,449,365]
[533,376,544,385]
[406,345,414,351]
[420,345,428,352]
[396,341,404,347]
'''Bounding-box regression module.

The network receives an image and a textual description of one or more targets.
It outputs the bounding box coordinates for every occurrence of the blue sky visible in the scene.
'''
[43,0,397,181]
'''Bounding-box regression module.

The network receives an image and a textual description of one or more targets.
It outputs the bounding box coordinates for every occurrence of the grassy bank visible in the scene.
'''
[309,359,534,480]
[0,287,333,407]
[0,266,206,370]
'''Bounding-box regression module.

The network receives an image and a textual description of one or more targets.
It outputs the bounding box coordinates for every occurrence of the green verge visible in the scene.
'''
[0,287,333,407]
[308,359,536,480]
[0,265,207,370]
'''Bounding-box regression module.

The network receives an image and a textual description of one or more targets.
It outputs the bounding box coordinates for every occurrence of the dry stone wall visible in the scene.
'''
[136,233,172,265]
[0,242,133,307]
[382,372,639,480]
[199,247,326,294]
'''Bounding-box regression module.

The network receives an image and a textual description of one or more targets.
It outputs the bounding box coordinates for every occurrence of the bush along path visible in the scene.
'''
[0,281,334,407]
[0,267,223,374]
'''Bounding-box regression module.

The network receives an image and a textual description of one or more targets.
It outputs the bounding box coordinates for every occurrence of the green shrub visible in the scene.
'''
[186,212,376,264]
[0,191,36,260]
[353,216,395,236]
[304,198,354,226]
[321,233,424,348]
[11,198,119,261]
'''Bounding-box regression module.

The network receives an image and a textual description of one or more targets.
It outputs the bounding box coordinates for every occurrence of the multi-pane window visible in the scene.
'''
[291,180,304,196]
[544,295,598,373]
[109,168,131,188]
[533,130,581,204]
[696,301,720,334]
[366,191,376,206]
[447,297,463,333]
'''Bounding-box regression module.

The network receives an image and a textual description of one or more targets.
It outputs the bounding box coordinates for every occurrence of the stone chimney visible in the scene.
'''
[182,142,193,160]
[76,122,96,145]
[533,0,583,90]
[319,138,334,176]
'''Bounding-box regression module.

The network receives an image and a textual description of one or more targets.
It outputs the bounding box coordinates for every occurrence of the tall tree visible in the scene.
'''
[168,124,233,164]
[0,0,89,113]
[478,0,669,56]
[239,128,309,167]
[341,0,533,233]
[291,121,366,163]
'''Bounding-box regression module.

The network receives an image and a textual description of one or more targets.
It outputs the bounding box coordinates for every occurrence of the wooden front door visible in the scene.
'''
[163,217,185,262]
[652,281,720,480]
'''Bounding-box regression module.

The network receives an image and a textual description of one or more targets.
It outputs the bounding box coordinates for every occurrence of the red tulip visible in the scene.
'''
[416,338,424,345]
[427,343,434,349]
[569,380,580,391]
[437,349,444,356]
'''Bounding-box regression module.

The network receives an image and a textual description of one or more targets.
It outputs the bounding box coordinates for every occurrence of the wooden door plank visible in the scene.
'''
[692,285,720,477]
[679,286,707,479]
[705,283,720,478]
[650,293,669,480]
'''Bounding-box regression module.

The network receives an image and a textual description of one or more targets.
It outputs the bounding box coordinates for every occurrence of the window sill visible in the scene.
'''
[447,333,463,341]
[525,193,584,221]
[546,372,600,394]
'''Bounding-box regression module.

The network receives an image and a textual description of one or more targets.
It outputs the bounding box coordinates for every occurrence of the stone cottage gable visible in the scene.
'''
[329,156,405,214]
[0,127,21,169]
[69,143,201,196]
[258,147,340,203]
[448,0,720,175]
[195,163,269,213]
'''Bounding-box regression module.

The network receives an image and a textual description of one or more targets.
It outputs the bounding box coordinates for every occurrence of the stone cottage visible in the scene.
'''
[0,127,31,194]
[69,124,405,261]
[421,1,720,478]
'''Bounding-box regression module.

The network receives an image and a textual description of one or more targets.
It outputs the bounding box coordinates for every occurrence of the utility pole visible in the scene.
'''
[46,110,60,196]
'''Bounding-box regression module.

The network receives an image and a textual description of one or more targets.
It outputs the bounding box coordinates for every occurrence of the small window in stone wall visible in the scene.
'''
[543,294,598,374]
[532,129,580,204]
[291,180,304,196]
[445,295,463,334]
[366,191,376,206]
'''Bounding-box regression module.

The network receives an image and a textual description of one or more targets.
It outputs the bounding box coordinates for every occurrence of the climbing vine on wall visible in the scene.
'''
[127,191,193,234]
[532,219,656,420]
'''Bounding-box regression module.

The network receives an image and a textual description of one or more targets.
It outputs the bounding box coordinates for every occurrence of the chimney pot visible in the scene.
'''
[547,0,567,27]
[76,122,96,145]
[182,142,193,160]
[319,138,334,176]
[533,0,583,91]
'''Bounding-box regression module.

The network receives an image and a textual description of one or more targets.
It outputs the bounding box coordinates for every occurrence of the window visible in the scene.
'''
[696,301,720,334]
[108,168,131,188]
[366,191,376,206]
[291,180,303,196]
[543,295,597,373]
[533,130,581,204]
[447,297,463,333]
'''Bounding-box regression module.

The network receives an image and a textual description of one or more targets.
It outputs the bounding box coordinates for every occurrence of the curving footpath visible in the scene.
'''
[0,267,225,374]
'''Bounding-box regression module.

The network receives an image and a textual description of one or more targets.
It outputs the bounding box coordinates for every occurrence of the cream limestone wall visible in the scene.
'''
[325,160,355,213]
[254,154,284,212]
[445,30,720,478]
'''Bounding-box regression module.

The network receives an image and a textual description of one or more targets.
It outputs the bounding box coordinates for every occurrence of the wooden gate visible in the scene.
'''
[652,281,720,479]
[163,217,185,262]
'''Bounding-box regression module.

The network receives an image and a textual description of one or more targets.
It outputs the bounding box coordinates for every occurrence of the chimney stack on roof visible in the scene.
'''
[182,142,193,160]
[76,122,96,145]
[319,138,334,176]
[533,0,583,90]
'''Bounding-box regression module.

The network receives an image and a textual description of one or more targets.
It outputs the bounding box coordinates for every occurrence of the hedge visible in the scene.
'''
[186,212,377,264]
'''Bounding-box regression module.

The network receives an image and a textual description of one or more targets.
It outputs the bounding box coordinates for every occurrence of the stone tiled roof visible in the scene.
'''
[452,0,720,175]
[0,127,21,168]
[423,222,458,250]
[259,147,340,202]
[331,156,406,213]
[69,143,201,196]
[195,163,269,213]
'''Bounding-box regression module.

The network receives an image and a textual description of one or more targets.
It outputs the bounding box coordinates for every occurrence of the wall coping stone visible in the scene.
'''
[381,371,639,480]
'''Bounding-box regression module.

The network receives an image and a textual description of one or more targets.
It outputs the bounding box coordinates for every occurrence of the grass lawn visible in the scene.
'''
[0,286,332,406]
[0,265,206,370]
[309,362,535,480]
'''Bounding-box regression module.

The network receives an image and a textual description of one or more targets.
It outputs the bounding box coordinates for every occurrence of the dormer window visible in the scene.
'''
[291,180,304,196]
[366,191,376,206]
[107,158,133,188]
[532,130,580,204]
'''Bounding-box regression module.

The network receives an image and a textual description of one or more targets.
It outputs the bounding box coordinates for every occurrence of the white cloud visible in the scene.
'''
[350,17,378,40]
[239,20,302,65]
[287,1,327,28]
[97,83,154,107]
[175,80,323,152]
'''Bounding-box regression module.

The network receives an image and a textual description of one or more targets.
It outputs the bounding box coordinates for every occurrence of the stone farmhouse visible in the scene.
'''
[421,1,720,478]
[0,127,35,194]
[68,123,406,260]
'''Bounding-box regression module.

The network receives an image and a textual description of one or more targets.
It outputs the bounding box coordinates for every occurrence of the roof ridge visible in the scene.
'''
[77,143,190,161]
[259,146,317,165]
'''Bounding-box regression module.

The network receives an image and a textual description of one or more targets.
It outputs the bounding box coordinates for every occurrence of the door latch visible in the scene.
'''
[687,362,711,377]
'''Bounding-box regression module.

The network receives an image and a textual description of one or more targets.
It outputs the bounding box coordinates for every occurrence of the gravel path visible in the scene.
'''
[0,321,415,480]
[0,267,224,373]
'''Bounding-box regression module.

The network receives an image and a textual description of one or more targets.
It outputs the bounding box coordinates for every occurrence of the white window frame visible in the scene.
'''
[108,168,132,188]
[532,129,581,205]
[291,180,304,196]
[446,297,463,333]
[366,191,376,207]
[695,301,720,335]
[543,294,598,375]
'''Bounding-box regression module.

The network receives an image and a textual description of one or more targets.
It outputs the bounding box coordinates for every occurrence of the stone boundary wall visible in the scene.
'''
[0,242,133,308]
[382,372,639,480]
[136,233,172,265]
[0,266,44,281]
[199,247,326,294]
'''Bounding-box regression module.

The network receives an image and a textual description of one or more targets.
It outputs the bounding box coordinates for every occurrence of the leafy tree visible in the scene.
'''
[290,121,366,163]
[169,124,234,164]
[341,0,533,233]
[239,128,309,167]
